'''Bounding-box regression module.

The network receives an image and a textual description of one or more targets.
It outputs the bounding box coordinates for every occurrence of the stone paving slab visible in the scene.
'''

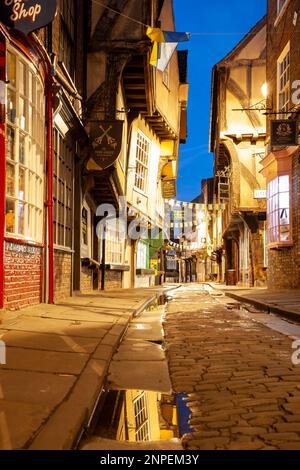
[1,317,110,339]
[0,369,76,405]
[2,347,89,375]
[164,284,300,450]
[0,330,99,353]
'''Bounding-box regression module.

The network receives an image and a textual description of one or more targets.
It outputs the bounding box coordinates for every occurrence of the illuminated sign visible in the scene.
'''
[0,1,57,35]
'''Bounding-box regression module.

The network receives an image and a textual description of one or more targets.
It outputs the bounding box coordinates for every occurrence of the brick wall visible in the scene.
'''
[267,153,300,288]
[266,0,300,288]
[81,266,93,293]
[54,251,72,302]
[4,241,43,309]
[104,271,122,290]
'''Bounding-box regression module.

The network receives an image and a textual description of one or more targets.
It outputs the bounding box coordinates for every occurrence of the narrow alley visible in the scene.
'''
[164,285,300,450]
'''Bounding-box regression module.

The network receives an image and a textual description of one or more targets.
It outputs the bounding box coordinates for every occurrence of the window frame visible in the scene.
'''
[99,219,125,266]
[5,46,45,243]
[53,128,74,250]
[267,174,292,248]
[136,240,149,269]
[277,43,290,118]
[134,131,150,193]
[81,201,91,258]
[59,0,76,79]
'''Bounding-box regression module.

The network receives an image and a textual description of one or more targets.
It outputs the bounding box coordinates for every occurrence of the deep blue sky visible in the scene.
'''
[173,0,267,201]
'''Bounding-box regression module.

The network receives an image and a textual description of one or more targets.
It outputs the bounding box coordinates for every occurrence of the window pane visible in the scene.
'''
[19,167,25,201]
[5,199,15,233]
[7,52,16,87]
[6,126,15,160]
[279,175,289,192]
[6,163,15,197]
[18,201,25,234]
[7,89,16,123]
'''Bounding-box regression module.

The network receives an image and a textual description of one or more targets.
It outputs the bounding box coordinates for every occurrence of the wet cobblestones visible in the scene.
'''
[164,285,300,450]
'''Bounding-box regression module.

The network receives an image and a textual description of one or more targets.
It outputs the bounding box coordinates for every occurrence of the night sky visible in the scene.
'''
[173,0,267,202]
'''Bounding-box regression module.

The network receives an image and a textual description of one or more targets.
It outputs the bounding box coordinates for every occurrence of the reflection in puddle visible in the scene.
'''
[91,389,191,444]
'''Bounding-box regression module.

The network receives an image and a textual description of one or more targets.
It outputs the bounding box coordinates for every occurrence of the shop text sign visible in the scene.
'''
[0,0,57,35]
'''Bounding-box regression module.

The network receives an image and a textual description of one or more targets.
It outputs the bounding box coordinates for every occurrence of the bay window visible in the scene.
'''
[267,175,291,245]
[5,48,45,242]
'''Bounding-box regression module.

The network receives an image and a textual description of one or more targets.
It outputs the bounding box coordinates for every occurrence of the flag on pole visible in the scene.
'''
[146,27,190,72]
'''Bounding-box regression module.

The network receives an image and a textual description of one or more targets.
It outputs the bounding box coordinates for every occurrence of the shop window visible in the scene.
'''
[277,44,290,117]
[5,47,45,242]
[99,220,125,265]
[53,129,74,249]
[135,132,150,192]
[137,241,149,269]
[267,175,291,245]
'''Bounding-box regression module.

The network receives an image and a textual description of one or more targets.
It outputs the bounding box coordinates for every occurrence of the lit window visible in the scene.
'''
[137,241,148,269]
[99,220,125,265]
[53,129,74,249]
[277,46,290,117]
[135,132,150,192]
[5,48,45,242]
[81,202,91,258]
[267,175,291,245]
[134,392,150,442]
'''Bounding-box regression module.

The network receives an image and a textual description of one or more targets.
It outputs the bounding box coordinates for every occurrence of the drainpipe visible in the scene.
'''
[46,73,54,304]
[0,32,6,309]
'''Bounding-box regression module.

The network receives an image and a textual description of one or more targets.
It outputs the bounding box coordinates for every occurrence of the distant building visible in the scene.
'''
[260,0,300,289]
[0,0,188,310]
[209,17,267,287]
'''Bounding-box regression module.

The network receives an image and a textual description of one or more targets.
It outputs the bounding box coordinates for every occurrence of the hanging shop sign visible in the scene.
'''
[0,1,57,35]
[88,121,124,171]
[271,120,298,147]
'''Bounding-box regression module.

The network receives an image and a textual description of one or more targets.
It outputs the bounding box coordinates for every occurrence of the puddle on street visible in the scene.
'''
[83,389,192,448]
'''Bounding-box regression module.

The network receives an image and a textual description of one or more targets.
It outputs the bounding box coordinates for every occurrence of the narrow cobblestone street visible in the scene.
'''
[164,285,300,450]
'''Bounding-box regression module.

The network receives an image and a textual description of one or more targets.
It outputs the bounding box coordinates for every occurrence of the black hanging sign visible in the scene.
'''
[0,1,57,35]
[88,121,124,171]
[271,120,298,147]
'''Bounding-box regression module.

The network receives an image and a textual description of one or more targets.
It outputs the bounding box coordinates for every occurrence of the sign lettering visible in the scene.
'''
[87,121,124,171]
[0,1,57,35]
